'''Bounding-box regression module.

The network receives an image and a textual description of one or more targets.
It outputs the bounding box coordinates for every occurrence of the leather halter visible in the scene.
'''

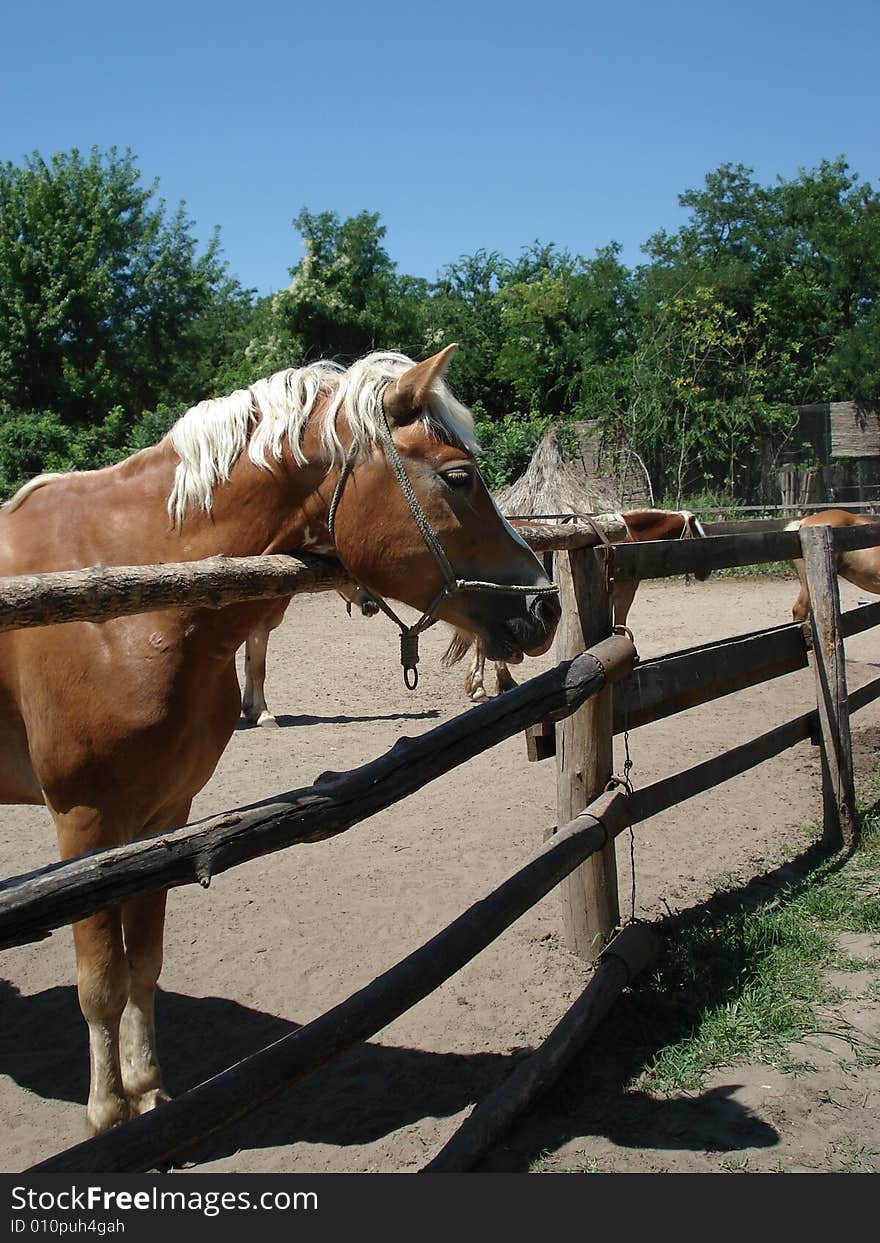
[327,381,558,689]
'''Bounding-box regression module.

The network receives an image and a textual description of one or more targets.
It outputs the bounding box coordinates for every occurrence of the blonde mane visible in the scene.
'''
[167,350,477,525]
[2,352,477,523]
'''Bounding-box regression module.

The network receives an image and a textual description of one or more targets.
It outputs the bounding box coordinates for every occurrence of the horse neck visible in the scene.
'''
[622,509,685,541]
[136,434,333,562]
[12,437,330,570]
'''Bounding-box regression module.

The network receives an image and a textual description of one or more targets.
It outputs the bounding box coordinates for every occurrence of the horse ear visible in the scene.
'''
[383,344,458,425]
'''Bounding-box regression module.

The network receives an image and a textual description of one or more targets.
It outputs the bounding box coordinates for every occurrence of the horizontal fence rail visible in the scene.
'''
[614,620,810,733]
[0,553,351,633]
[606,522,880,583]
[1,519,879,635]
[0,636,636,950]
[0,522,624,633]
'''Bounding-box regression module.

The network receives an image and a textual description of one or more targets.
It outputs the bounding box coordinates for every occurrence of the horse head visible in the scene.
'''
[327,347,560,663]
[677,510,710,582]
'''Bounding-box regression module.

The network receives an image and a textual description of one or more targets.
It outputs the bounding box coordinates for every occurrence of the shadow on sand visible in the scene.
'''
[5,830,847,1170]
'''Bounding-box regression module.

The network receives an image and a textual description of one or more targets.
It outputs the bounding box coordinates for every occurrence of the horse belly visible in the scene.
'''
[9,622,242,828]
[838,549,880,598]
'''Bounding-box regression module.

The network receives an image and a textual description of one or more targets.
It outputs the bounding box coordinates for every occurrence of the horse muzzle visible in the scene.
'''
[482,590,561,662]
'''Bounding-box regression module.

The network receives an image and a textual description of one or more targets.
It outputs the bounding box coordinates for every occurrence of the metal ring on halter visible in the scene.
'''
[326,378,558,688]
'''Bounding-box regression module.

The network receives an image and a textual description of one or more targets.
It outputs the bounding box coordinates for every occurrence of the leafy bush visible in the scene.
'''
[473,411,555,489]
[0,403,184,499]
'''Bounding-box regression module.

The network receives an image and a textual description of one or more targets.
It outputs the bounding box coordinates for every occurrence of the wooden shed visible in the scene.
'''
[783,400,880,507]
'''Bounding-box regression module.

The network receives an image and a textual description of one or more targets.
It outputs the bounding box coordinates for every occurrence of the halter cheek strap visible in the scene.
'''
[327,381,558,689]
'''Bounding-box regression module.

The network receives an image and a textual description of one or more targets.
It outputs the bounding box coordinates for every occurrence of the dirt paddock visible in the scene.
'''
[2,573,880,1173]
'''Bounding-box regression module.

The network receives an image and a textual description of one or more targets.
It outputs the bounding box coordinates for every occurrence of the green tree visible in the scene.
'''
[0,147,250,423]
[275,209,428,363]
[641,159,880,407]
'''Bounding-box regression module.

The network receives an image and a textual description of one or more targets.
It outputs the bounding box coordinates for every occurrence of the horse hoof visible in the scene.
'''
[86,1094,130,1136]
[129,1088,171,1116]
[469,688,487,703]
[257,711,278,727]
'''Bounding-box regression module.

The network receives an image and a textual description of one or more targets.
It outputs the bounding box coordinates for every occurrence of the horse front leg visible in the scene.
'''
[72,907,131,1135]
[464,642,487,702]
[119,889,170,1116]
[790,559,810,622]
[53,804,131,1135]
[612,580,639,629]
[494,661,518,694]
[242,626,274,725]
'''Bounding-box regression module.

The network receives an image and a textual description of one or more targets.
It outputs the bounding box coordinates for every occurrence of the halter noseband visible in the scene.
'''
[327,381,558,689]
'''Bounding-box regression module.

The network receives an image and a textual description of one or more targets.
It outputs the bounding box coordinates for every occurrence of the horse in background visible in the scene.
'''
[241,586,379,725]
[786,509,880,621]
[0,345,560,1136]
[447,508,708,701]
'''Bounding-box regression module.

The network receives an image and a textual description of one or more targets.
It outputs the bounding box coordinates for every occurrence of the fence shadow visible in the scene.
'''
[2,838,850,1171]
[0,979,515,1162]
[471,836,847,1171]
[236,710,441,730]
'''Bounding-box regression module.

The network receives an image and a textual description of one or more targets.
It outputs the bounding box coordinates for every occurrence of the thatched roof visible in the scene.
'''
[494,422,650,517]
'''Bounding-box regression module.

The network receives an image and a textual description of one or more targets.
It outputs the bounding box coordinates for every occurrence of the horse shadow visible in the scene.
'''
[5,833,844,1170]
[0,979,520,1164]
[472,837,849,1170]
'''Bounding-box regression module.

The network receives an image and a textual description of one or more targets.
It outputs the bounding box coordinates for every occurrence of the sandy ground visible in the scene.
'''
[2,573,880,1174]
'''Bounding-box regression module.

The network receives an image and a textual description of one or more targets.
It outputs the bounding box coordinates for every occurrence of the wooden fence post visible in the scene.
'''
[800,523,858,850]
[554,547,619,957]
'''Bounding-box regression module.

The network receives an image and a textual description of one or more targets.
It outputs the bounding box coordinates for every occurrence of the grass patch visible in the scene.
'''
[626,801,880,1095]
[711,560,797,581]
[656,561,798,587]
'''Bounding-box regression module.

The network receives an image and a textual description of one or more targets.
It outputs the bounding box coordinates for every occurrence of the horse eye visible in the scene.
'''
[442,468,473,489]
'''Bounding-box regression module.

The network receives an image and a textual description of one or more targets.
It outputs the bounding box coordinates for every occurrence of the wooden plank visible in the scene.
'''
[849,674,880,714]
[555,548,620,959]
[613,623,809,733]
[512,517,629,553]
[29,790,632,1174]
[830,400,880,458]
[801,524,858,850]
[0,517,616,634]
[696,502,878,514]
[0,519,875,635]
[701,518,796,536]
[421,924,657,1172]
[840,600,880,639]
[605,522,880,584]
[0,553,350,633]
[0,637,636,950]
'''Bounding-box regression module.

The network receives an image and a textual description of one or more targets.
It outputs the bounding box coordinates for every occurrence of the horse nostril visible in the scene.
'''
[531,593,561,629]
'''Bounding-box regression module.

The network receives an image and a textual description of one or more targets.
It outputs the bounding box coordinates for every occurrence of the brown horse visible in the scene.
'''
[241,586,378,725]
[787,508,880,621]
[0,345,560,1135]
[449,508,707,701]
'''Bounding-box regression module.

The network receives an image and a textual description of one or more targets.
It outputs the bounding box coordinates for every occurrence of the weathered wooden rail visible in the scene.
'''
[2,513,879,1172]
[0,637,635,949]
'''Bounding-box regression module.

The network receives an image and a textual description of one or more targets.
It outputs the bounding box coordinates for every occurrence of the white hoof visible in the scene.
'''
[257,710,278,727]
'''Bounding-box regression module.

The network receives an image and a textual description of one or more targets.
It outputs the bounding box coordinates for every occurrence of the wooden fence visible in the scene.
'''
[2,515,879,1172]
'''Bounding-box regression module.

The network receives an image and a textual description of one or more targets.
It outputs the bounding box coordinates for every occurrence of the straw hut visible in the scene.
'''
[494,422,650,518]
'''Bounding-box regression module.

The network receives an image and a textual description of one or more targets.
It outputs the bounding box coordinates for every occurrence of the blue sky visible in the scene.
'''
[3,0,878,296]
